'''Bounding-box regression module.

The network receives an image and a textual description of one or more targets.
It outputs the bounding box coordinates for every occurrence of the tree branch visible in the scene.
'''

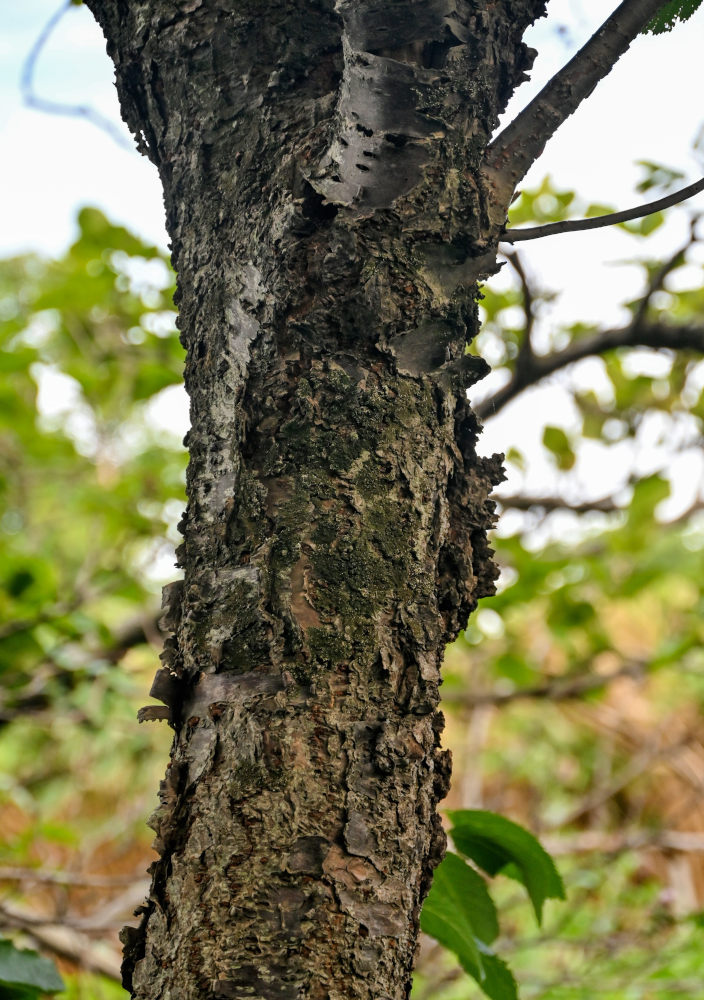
[0,610,161,724]
[493,490,704,523]
[442,660,646,708]
[632,219,699,327]
[21,0,133,151]
[483,0,668,196]
[543,829,704,856]
[476,321,704,420]
[0,866,143,888]
[496,493,619,514]
[503,249,536,374]
[501,177,704,243]
[0,901,122,981]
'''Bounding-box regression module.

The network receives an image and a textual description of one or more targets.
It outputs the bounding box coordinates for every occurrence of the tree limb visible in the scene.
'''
[476,321,704,419]
[483,0,669,196]
[631,219,699,327]
[0,901,122,981]
[502,178,704,243]
[543,829,704,856]
[496,493,619,514]
[0,866,144,888]
[21,0,132,151]
[442,660,646,708]
[0,610,161,724]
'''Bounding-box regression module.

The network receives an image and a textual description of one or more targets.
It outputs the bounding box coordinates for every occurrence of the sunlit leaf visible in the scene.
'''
[448,810,565,924]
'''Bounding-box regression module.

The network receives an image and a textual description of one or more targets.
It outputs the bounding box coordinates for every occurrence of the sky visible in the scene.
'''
[1,0,704,527]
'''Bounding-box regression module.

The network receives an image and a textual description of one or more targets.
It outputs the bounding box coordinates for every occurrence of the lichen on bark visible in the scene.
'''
[85,1,547,997]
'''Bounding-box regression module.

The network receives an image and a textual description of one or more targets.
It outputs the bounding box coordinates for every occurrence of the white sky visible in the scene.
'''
[2,0,704,523]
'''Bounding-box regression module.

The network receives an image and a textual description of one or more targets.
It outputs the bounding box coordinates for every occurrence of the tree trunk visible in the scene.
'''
[86,2,545,997]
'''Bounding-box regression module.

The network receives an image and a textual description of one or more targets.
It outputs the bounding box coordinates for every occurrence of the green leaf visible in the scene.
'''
[505,447,525,471]
[469,947,519,1000]
[0,939,64,996]
[421,854,516,1000]
[628,474,670,525]
[507,176,576,226]
[644,0,703,33]
[618,211,665,237]
[584,202,615,218]
[635,160,686,194]
[448,810,565,924]
[542,426,575,471]
[423,852,499,946]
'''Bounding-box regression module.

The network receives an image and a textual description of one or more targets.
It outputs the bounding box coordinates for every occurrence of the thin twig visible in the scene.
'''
[554,733,696,829]
[543,829,704,856]
[502,178,704,243]
[631,218,699,328]
[21,0,133,152]
[502,248,536,377]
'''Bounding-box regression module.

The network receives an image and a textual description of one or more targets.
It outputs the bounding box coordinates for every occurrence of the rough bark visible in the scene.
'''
[85,2,546,998]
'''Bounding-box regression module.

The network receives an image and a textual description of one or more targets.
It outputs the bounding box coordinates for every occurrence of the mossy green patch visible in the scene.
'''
[271,486,309,573]
[306,627,353,667]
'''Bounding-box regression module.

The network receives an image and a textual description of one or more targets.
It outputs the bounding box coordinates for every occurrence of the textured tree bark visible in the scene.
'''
[85,2,546,997]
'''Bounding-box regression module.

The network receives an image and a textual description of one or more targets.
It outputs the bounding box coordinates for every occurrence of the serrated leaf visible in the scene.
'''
[644,0,703,33]
[448,810,565,924]
[469,947,519,1000]
[423,852,499,946]
[0,939,64,995]
[421,854,516,1000]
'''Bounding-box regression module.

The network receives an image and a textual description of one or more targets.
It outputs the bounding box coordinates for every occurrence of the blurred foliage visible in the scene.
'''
[421,170,704,998]
[0,208,182,994]
[0,937,63,997]
[2,166,704,998]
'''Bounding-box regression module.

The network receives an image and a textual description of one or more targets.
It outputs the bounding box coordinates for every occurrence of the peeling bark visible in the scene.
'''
[85,2,546,997]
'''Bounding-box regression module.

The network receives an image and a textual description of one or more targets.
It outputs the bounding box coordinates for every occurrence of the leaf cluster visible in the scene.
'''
[422,812,564,1000]
[644,0,703,34]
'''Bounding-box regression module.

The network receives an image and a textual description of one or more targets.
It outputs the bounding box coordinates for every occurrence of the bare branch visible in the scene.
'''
[442,660,646,708]
[494,490,704,523]
[476,321,704,419]
[0,866,143,888]
[556,732,699,829]
[496,493,619,514]
[0,610,161,724]
[543,829,704,856]
[21,0,133,152]
[483,0,668,195]
[0,901,122,981]
[502,178,704,243]
[632,218,699,327]
[502,249,536,375]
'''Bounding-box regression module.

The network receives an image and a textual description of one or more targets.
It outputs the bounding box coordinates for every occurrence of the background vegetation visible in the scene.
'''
[2,167,704,998]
